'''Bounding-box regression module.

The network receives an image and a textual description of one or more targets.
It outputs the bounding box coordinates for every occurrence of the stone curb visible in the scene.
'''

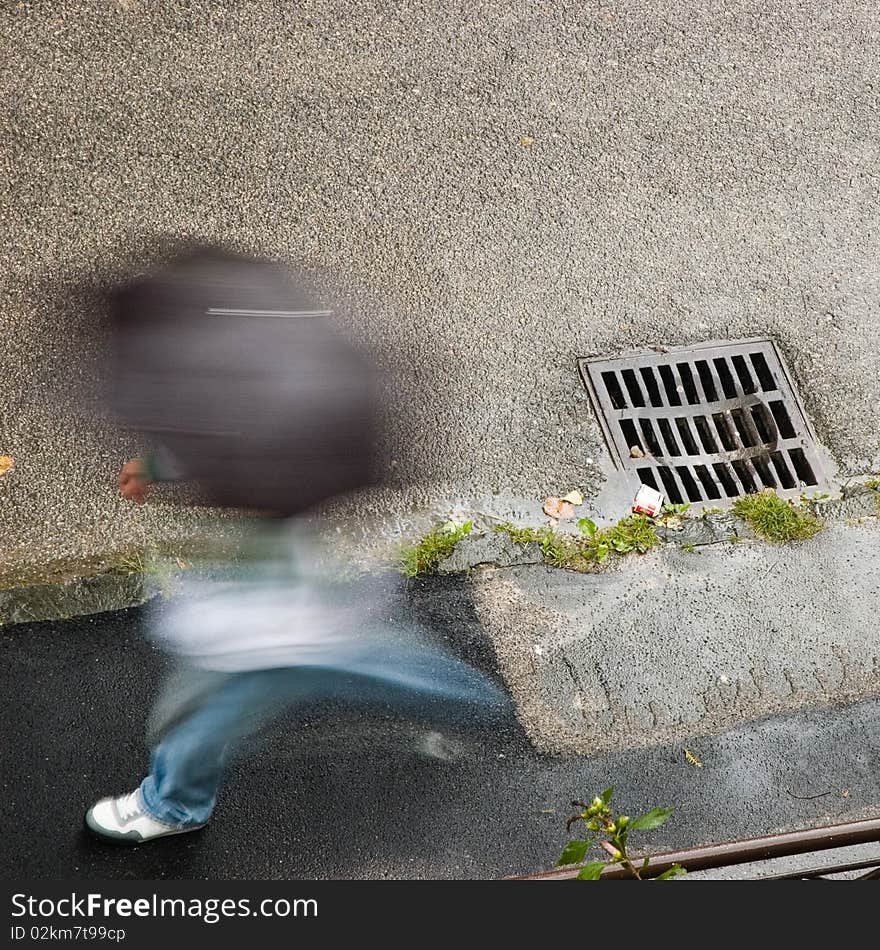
[0,570,157,627]
[1,488,877,628]
[436,487,880,574]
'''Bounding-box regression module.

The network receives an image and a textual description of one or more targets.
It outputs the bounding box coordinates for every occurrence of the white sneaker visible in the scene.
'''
[84,791,205,844]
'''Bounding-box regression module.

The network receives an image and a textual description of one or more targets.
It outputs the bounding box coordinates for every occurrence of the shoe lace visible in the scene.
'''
[117,793,143,822]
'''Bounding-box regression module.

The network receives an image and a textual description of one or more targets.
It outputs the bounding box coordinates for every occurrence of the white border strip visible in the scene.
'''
[206,308,333,317]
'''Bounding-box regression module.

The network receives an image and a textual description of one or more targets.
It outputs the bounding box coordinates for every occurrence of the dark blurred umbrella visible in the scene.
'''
[110,248,381,515]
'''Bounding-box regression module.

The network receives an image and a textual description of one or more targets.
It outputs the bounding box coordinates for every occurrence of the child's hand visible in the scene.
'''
[119,458,149,504]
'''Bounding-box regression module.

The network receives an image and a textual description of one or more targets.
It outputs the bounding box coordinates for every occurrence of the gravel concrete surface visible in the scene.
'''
[472,520,880,753]
[2,1,880,567]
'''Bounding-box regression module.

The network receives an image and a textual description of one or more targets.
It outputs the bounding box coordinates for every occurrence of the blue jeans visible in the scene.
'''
[139,648,512,829]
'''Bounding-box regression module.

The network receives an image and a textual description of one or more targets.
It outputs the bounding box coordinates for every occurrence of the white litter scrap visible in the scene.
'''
[632,484,664,517]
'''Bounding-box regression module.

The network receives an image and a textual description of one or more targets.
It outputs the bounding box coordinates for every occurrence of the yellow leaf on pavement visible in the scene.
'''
[560,490,584,506]
[0,456,14,476]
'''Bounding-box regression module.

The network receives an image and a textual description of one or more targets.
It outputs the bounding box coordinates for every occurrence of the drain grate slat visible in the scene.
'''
[598,436,813,471]
[601,393,788,421]
[579,338,832,508]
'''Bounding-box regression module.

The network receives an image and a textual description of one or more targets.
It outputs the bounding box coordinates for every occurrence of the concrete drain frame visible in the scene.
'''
[578,338,833,508]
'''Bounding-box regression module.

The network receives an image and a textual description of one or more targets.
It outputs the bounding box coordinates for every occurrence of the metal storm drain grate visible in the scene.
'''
[578,338,832,507]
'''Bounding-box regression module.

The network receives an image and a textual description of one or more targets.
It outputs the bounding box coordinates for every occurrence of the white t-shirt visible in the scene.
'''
[149,518,402,673]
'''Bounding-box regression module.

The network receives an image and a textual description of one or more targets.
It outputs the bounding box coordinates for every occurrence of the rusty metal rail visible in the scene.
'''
[512,816,880,881]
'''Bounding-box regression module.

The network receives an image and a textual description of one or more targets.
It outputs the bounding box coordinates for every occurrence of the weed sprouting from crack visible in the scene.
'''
[493,514,661,572]
[865,479,880,514]
[116,551,147,575]
[404,483,830,579]
[399,520,474,577]
[732,489,822,542]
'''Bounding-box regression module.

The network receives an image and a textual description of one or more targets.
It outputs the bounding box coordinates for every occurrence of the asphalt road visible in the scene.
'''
[2,1,880,568]
[3,604,879,880]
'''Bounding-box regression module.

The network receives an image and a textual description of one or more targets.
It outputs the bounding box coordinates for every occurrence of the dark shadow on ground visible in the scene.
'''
[3,599,880,880]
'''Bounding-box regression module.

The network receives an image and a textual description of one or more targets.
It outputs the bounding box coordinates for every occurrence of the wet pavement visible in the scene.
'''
[3,605,879,880]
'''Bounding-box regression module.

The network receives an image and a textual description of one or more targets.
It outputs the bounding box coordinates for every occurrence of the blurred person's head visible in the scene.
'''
[109,245,384,516]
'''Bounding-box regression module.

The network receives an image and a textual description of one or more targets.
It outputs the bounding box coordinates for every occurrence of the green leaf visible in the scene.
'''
[654,864,687,880]
[578,518,598,537]
[576,861,607,881]
[557,839,593,867]
[641,857,650,871]
[629,807,674,831]
[601,786,614,804]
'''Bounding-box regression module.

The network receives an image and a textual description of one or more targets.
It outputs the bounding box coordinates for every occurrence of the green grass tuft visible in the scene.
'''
[605,515,662,554]
[116,551,147,574]
[492,522,540,546]
[732,490,822,542]
[400,521,474,577]
[494,515,660,571]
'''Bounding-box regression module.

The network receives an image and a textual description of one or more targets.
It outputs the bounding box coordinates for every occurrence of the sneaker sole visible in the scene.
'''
[83,810,206,846]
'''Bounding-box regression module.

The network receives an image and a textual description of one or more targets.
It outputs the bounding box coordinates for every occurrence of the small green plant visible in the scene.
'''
[558,788,686,880]
[494,523,586,569]
[116,551,147,575]
[492,522,540,546]
[607,514,661,553]
[534,527,579,567]
[866,480,880,515]
[732,490,822,542]
[701,506,724,517]
[400,520,473,577]
[495,516,660,570]
[655,501,690,529]
[576,519,611,564]
[866,479,880,492]
[799,491,831,510]
[580,515,661,561]
[681,543,698,554]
